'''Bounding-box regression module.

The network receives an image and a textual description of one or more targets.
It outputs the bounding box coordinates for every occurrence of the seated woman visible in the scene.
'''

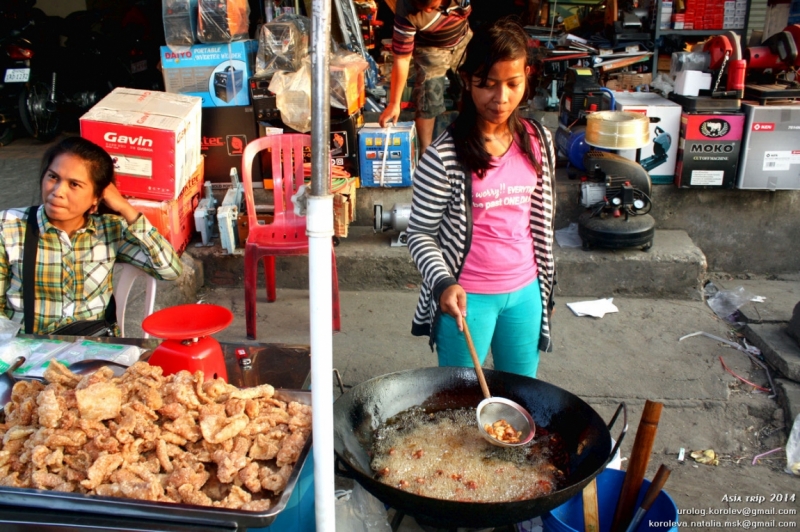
[0,136,183,334]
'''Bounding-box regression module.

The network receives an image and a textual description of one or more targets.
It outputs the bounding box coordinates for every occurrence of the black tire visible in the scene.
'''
[19,81,61,142]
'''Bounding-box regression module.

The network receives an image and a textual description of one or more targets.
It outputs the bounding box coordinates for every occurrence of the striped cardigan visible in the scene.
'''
[407,119,557,352]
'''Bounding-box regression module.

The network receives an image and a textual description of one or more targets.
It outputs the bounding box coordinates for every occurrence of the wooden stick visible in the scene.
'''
[462,321,491,400]
[610,400,663,532]
[583,478,600,532]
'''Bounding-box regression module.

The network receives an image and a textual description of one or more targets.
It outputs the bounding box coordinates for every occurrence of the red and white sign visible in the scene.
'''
[80,88,202,201]
[752,122,775,131]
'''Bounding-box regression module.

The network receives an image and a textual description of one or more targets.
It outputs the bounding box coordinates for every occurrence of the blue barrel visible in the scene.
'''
[543,468,678,532]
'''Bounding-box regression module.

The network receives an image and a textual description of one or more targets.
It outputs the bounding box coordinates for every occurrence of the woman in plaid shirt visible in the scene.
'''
[0,137,183,334]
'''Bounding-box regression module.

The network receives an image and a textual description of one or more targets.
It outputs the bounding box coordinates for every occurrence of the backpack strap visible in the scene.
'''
[23,206,40,334]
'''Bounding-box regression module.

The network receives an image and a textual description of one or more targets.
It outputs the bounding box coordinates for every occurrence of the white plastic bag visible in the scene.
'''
[0,316,21,344]
[0,316,30,373]
[335,484,391,532]
[269,58,311,133]
[706,286,754,321]
[787,413,800,476]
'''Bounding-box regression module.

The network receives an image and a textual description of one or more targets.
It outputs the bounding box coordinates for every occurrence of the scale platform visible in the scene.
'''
[744,83,800,104]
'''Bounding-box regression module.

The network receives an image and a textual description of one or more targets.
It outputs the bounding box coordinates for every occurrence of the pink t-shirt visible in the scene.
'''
[458,134,540,294]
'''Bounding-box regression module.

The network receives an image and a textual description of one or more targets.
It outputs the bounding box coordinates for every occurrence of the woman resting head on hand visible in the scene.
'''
[1,137,183,334]
[406,17,557,378]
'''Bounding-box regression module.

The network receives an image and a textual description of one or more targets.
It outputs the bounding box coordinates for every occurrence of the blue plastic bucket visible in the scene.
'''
[543,468,678,532]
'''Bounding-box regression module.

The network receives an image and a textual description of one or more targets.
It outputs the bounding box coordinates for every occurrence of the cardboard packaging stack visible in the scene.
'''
[80,88,205,255]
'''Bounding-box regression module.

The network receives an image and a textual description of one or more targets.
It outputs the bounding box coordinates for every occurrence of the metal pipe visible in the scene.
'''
[309,0,334,529]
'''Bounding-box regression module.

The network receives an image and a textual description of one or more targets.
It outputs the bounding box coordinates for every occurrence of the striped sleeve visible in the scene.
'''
[392,14,417,56]
[407,145,457,296]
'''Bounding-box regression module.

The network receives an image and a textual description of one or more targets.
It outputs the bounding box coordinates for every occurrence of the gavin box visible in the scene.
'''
[80,88,202,201]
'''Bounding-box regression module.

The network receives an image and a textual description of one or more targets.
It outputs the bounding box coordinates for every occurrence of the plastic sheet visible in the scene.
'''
[163,0,198,47]
[706,285,755,321]
[0,317,28,373]
[670,51,711,77]
[787,413,800,476]
[335,484,392,532]
[197,0,250,44]
[330,50,368,113]
[256,14,310,76]
[269,58,312,132]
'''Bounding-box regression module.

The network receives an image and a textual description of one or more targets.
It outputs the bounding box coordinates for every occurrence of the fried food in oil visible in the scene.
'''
[0,361,311,512]
[483,419,522,444]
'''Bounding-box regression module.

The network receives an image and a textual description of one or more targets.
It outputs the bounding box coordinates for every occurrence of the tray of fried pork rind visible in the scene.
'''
[0,360,312,528]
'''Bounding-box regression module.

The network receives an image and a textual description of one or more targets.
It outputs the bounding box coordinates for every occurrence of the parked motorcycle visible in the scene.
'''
[0,2,62,144]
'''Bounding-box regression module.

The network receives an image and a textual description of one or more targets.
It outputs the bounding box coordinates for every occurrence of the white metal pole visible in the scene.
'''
[309,0,334,529]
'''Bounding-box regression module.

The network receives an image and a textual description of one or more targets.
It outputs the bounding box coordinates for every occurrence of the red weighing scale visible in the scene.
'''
[142,304,233,382]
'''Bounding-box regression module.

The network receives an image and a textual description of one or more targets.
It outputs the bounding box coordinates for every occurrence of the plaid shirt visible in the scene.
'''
[0,206,182,334]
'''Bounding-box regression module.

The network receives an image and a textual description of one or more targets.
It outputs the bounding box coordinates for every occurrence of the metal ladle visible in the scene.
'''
[463,321,535,448]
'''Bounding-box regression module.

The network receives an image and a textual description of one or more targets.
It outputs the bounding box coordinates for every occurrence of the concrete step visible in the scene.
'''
[186,226,707,299]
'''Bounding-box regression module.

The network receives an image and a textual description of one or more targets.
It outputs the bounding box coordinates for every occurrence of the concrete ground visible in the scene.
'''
[198,284,800,532]
[3,134,800,531]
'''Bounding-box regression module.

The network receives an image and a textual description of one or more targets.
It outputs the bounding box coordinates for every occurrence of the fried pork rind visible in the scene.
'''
[0,362,310,514]
[76,382,122,421]
[42,361,82,388]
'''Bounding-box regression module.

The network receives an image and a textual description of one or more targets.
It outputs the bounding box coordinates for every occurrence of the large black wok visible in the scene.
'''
[334,367,626,529]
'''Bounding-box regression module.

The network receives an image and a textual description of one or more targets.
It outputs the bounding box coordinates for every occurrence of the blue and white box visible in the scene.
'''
[161,40,258,107]
[358,122,418,187]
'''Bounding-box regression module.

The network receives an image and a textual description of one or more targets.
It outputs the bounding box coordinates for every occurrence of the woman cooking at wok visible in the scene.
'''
[407,17,556,379]
[0,136,183,335]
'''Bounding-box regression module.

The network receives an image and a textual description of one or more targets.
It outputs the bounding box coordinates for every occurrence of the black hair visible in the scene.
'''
[452,17,541,179]
[40,136,115,197]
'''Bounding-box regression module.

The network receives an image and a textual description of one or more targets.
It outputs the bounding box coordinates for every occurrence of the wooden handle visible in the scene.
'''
[610,400,663,532]
[640,464,671,512]
[463,321,491,400]
[582,478,600,532]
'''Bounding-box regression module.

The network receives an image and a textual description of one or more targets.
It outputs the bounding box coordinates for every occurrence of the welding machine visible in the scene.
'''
[197,0,249,43]
[163,0,198,46]
[214,65,244,103]
[250,74,280,121]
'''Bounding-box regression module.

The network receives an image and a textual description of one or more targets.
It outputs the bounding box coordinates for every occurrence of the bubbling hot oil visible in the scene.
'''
[370,407,563,502]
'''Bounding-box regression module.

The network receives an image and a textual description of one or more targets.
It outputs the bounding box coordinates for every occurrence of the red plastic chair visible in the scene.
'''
[241,133,341,340]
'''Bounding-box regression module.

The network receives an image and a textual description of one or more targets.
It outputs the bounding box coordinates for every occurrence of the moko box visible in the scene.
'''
[80,88,202,201]
[358,122,418,187]
[613,92,682,184]
[736,102,800,190]
[674,112,744,188]
[127,160,204,256]
[161,40,258,107]
[201,105,260,183]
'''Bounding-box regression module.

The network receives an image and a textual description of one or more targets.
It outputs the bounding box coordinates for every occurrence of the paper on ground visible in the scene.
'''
[567,298,619,318]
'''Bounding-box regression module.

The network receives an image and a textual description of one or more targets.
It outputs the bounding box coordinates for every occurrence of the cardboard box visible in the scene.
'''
[736,103,800,190]
[161,40,258,107]
[605,72,652,91]
[80,88,202,202]
[127,160,205,256]
[358,122,418,187]
[613,92,682,184]
[201,105,260,183]
[675,112,745,188]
